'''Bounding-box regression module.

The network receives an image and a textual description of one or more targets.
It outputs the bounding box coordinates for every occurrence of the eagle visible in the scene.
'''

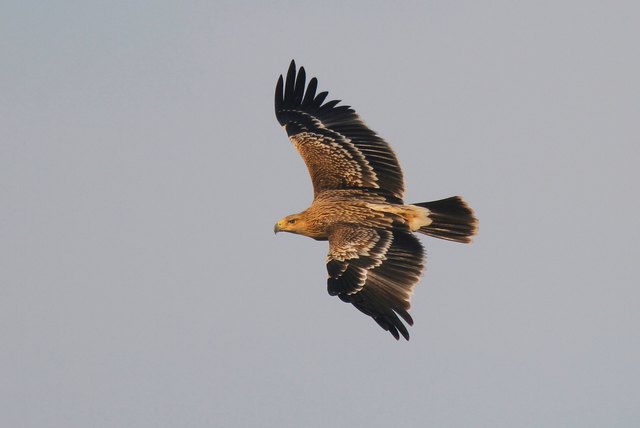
[273,60,478,340]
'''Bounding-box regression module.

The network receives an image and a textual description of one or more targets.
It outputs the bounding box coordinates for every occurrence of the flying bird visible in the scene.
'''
[274,60,478,340]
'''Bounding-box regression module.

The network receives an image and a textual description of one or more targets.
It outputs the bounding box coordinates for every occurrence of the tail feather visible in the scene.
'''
[413,196,478,243]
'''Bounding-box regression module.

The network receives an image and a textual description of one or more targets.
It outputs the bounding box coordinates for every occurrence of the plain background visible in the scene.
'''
[2,1,639,427]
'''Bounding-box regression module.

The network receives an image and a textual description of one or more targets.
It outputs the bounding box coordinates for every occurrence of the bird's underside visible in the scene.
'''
[274,60,478,340]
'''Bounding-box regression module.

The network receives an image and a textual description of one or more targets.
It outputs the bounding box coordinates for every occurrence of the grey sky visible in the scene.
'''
[2,1,639,427]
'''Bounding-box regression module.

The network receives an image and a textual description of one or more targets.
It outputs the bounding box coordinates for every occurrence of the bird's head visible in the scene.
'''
[274,213,308,235]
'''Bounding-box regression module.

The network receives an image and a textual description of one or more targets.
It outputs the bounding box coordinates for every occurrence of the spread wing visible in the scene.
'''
[275,60,405,200]
[326,224,425,340]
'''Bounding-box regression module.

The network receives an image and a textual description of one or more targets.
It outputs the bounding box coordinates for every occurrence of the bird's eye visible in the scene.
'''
[288,219,297,224]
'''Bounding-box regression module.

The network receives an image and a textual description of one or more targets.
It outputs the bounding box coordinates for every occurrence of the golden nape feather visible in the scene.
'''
[274,60,478,340]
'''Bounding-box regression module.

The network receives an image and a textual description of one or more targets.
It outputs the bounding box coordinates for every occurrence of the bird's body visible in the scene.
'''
[274,61,478,340]
[275,189,432,240]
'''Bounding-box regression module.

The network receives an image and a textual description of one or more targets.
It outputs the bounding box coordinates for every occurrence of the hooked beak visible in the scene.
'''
[274,222,281,234]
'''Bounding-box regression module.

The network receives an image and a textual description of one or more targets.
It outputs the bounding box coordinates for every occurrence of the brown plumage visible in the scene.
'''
[274,60,478,340]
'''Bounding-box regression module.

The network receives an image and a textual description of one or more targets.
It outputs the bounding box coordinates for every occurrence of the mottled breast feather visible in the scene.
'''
[275,60,405,200]
[326,224,425,340]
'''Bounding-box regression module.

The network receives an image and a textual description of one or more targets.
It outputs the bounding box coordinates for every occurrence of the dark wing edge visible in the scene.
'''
[326,226,425,340]
[275,60,405,199]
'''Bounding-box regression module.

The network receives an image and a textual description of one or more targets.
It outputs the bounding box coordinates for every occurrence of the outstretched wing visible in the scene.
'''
[326,224,425,340]
[275,60,405,200]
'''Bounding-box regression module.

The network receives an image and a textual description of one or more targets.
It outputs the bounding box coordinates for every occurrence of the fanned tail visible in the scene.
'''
[413,196,478,243]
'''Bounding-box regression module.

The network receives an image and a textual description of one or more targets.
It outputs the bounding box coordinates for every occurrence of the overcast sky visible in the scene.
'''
[2,1,639,427]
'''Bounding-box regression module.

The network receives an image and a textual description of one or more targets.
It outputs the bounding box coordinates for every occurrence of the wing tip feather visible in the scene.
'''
[274,75,284,117]
[275,60,347,116]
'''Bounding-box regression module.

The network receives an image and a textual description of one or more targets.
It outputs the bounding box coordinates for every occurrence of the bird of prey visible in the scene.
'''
[273,60,478,340]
